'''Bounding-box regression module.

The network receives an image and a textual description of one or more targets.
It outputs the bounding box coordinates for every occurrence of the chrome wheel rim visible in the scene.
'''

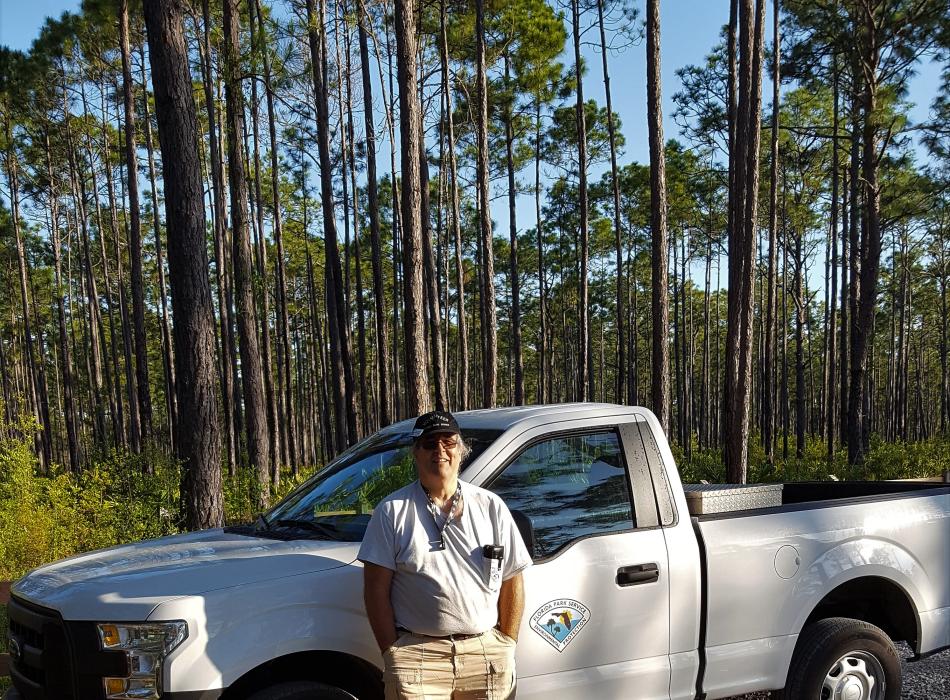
[821,650,886,700]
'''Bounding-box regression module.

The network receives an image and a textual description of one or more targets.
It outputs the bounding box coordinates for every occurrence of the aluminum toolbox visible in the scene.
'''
[683,483,784,515]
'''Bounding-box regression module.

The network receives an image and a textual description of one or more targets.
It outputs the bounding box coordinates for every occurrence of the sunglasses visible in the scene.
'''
[417,437,459,451]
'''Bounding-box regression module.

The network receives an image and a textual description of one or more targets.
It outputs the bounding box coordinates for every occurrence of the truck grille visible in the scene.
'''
[7,595,125,699]
[7,595,75,698]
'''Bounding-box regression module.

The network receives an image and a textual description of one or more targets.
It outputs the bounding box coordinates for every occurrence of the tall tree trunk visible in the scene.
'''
[45,132,80,472]
[794,228,805,458]
[98,91,130,452]
[65,215,87,452]
[571,0,591,401]
[223,0,271,505]
[393,0,430,415]
[535,100,546,405]
[330,5,363,442]
[421,143,448,410]
[646,0,670,433]
[597,0,625,404]
[439,0,468,411]
[840,162,852,447]
[121,0,153,447]
[64,89,108,449]
[26,272,52,465]
[198,0,237,473]
[358,8,392,427]
[702,233,712,446]
[143,0,222,529]
[343,15,369,437]
[381,17,403,419]
[827,63,840,463]
[247,0,281,475]
[474,0,497,408]
[80,77,125,452]
[938,225,948,438]
[255,0,296,468]
[306,0,359,441]
[4,123,51,469]
[334,11,354,328]
[726,0,738,311]
[763,0,779,463]
[896,233,909,440]
[672,232,682,441]
[140,44,178,451]
[723,0,765,483]
[0,331,13,431]
[847,8,883,465]
[503,56,524,406]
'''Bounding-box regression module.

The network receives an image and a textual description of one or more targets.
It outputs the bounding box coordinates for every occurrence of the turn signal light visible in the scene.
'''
[100,624,121,648]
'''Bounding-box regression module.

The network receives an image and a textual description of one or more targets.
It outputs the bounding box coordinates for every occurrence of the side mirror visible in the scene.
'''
[510,509,536,560]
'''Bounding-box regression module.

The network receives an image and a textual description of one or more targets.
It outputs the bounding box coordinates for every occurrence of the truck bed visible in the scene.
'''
[690,482,950,698]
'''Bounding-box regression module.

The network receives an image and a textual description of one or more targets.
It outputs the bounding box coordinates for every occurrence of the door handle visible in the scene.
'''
[616,563,659,586]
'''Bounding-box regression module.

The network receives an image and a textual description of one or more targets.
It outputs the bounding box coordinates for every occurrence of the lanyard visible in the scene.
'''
[421,482,462,550]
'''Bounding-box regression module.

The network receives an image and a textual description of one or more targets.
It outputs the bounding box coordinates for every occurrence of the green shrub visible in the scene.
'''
[676,434,950,484]
[223,465,316,525]
[0,439,182,580]
[0,414,54,580]
[863,437,950,480]
[0,414,318,581]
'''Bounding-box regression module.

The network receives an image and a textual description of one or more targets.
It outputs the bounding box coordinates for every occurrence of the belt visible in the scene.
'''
[397,626,485,641]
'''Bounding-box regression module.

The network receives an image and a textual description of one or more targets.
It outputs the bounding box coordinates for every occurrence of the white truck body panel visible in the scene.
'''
[149,563,375,693]
[701,636,799,699]
[6,403,948,700]
[515,529,672,699]
[699,494,950,645]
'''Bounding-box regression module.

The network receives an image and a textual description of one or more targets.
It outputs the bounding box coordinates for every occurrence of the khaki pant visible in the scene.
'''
[383,627,517,700]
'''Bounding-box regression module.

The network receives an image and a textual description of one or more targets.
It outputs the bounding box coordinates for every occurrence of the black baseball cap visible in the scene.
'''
[413,410,460,439]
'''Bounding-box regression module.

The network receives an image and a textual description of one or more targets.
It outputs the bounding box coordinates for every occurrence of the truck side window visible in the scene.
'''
[488,431,635,559]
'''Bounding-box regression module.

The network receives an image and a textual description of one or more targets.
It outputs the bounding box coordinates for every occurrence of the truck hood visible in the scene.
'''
[12,528,360,620]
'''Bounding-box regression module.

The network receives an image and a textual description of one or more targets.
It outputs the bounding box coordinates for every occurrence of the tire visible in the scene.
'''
[778,617,901,700]
[246,681,358,700]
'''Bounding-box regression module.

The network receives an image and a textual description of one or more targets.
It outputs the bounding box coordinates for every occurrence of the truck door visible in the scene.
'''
[483,418,672,700]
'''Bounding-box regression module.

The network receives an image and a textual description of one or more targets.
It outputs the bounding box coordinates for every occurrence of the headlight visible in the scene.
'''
[97,621,188,699]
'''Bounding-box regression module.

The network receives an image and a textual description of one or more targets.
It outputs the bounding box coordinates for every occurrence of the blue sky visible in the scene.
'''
[1,0,83,52]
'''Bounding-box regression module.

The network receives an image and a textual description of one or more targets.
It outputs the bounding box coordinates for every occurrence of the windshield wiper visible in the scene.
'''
[273,518,340,538]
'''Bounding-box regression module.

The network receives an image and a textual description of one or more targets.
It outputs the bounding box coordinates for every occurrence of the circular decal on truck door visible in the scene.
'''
[529,599,590,652]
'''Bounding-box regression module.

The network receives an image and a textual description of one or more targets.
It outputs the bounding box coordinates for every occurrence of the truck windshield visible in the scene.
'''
[258,428,502,541]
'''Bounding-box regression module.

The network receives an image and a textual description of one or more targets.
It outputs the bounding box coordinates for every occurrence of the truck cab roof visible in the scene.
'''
[379,402,641,435]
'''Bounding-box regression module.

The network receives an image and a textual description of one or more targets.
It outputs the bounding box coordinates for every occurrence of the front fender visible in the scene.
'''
[153,563,378,694]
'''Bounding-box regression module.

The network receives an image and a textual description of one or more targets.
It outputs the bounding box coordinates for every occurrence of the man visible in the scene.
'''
[359,410,532,699]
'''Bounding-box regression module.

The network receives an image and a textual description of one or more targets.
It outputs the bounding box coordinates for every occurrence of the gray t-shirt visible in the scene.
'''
[358,480,532,636]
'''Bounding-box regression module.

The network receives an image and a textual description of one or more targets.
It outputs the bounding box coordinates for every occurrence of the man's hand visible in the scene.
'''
[497,572,525,641]
[363,562,398,652]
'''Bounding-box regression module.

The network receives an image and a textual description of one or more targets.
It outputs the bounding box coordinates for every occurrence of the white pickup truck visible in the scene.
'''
[6,403,949,700]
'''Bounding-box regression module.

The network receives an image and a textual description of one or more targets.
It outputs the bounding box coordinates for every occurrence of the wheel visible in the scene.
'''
[779,617,901,700]
[246,681,358,700]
